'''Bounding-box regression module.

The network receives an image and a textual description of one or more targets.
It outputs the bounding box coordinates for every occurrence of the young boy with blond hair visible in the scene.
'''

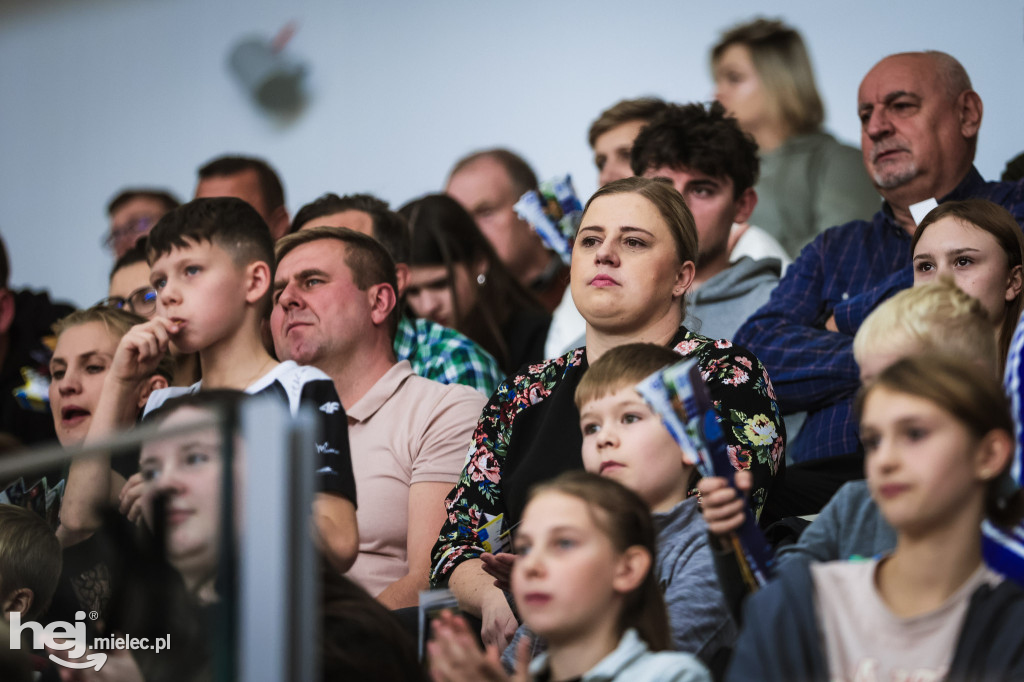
[85,197,358,570]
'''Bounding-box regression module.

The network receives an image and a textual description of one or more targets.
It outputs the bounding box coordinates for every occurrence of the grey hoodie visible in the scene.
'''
[683,257,781,342]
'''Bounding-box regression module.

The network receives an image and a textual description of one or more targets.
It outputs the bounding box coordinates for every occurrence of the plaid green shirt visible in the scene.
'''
[393,316,504,396]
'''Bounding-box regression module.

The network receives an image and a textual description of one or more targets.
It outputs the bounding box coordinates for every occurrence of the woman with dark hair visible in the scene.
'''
[428,177,784,651]
[399,193,551,374]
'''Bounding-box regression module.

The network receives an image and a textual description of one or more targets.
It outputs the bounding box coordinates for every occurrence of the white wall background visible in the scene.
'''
[2,0,1022,308]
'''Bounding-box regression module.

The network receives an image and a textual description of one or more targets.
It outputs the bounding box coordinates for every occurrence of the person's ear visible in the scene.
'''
[0,289,15,337]
[732,187,758,225]
[394,263,411,299]
[245,262,272,305]
[137,374,169,411]
[2,587,33,619]
[975,429,1013,484]
[957,90,983,140]
[672,261,696,299]
[611,545,652,595]
[1005,264,1022,303]
[367,283,397,328]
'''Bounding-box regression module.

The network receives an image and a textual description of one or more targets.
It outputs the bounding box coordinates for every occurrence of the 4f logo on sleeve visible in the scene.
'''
[319,401,341,414]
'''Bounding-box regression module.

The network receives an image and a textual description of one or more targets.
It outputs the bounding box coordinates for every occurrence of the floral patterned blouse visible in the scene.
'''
[429,327,785,586]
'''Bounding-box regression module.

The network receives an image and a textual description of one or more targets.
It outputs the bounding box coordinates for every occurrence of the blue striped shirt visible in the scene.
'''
[736,168,1024,463]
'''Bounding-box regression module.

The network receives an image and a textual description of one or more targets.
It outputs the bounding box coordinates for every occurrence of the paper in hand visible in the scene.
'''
[635,359,775,588]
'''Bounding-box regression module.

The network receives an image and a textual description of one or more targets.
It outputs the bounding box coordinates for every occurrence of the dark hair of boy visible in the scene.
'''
[291,193,411,264]
[276,226,401,340]
[630,101,760,198]
[147,197,275,275]
[0,504,62,620]
[198,155,285,217]
[109,241,149,281]
[575,342,682,410]
[106,189,181,217]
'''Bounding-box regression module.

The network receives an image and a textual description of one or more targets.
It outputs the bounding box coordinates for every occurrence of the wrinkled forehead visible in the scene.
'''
[858,54,944,104]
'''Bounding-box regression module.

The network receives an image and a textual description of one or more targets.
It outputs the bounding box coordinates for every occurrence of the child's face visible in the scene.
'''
[139,406,226,579]
[511,492,629,644]
[579,386,689,513]
[913,216,1023,327]
[150,240,251,354]
[860,386,987,535]
[48,322,120,447]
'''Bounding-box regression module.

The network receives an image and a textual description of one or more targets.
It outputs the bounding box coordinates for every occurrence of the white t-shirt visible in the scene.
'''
[811,558,1001,682]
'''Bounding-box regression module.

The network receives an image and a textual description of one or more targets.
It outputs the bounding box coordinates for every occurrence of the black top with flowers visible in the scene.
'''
[429,327,785,586]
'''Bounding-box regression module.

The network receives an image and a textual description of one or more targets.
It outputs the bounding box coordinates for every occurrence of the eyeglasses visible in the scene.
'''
[97,286,158,317]
[103,216,157,251]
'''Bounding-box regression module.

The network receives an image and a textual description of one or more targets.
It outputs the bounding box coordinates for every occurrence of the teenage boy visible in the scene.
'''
[631,101,781,341]
[85,197,358,571]
[100,243,199,388]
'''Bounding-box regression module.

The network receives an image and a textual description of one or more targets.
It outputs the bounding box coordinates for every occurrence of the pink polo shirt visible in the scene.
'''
[344,361,486,596]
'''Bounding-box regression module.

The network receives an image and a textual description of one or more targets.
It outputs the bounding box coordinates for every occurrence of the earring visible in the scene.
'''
[477,273,487,286]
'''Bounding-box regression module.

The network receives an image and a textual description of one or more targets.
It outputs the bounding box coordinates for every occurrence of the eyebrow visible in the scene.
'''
[273,268,329,291]
[51,350,109,367]
[859,90,920,113]
[577,225,656,236]
[913,247,981,260]
[544,524,584,535]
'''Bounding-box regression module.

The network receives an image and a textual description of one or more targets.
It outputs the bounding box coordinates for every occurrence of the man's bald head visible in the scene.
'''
[857,51,982,209]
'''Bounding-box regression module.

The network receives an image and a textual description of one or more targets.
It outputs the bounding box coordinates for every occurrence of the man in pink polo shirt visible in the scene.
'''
[270,224,485,608]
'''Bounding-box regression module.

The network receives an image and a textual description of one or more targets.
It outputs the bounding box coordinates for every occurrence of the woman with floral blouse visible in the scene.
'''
[429,176,784,650]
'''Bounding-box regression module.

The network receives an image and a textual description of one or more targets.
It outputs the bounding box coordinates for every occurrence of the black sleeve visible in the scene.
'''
[300,379,357,507]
